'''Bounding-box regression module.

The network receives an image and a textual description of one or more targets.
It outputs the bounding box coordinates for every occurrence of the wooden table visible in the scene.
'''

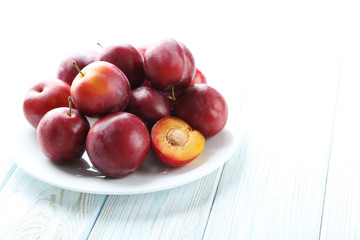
[1,0,360,239]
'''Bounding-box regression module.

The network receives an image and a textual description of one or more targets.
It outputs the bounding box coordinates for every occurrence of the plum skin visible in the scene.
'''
[23,79,72,128]
[86,112,150,178]
[96,44,146,89]
[125,86,172,129]
[70,61,131,117]
[37,107,90,163]
[190,68,207,85]
[173,84,228,138]
[144,38,196,92]
[57,50,97,85]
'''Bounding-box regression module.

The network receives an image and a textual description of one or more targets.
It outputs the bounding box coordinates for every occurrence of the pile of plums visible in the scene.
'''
[23,38,228,178]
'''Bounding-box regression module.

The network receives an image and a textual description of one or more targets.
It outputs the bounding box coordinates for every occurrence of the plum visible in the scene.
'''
[96,43,145,89]
[144,38,195,92]
[125,86,172,130]
[37,105,90,163]
[173,84,228,138]
[86,112,150,178]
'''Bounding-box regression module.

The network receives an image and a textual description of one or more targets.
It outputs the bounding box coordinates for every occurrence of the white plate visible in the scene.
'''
[9,89,240,195]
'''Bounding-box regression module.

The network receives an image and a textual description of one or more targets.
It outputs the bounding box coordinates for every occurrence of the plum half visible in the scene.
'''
[150,117,205,167]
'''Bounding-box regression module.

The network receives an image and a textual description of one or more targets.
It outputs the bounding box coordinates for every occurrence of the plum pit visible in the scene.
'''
[166,128,189,147]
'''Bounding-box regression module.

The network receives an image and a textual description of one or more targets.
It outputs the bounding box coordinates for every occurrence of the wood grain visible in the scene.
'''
[0,168,107,240]
[87,167,224,240]
[202,5,345,238]
[320,16,360,239]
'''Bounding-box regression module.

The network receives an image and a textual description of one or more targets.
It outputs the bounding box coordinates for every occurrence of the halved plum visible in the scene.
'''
[150,117,205,167]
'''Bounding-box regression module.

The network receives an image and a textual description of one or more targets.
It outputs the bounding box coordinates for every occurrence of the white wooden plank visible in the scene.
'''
[87,165,226,240]
[203,2,345,239]
[0,111,16,188]
[320,12,360,240]
[0,153,16,190]
[0,168,107,240]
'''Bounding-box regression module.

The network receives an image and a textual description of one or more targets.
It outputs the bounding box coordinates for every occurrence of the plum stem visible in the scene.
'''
[171,86,176,101]
[97,42,104,48]
[167,86,176,101]
[73,61,84,77]
[68,96,72,117]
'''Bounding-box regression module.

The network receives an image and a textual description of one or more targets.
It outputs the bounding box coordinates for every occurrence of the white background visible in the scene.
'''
[2,0,360,239]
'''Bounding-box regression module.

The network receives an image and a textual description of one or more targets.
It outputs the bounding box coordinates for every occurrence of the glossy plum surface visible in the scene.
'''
[70,61,131,117]
[57,50,97,85]
[173,84,228,138]
[144,38,195,92]
[96,44,145,89]
[86,112,150,178]
[190,68,207,85]
[37,107,90,163]
[23,79,71,128]
[125,86,172,129]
